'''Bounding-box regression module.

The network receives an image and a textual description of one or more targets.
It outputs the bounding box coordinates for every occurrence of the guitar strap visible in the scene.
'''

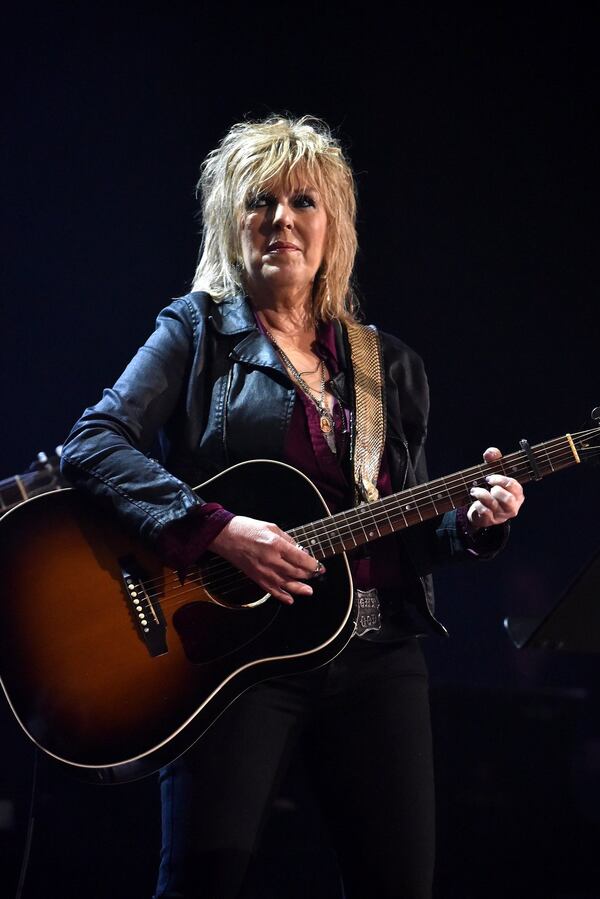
[345,321,386,505]
[345,320,386,638]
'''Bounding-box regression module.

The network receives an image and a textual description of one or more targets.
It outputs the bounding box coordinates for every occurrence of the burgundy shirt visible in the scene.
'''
[280,319,404,590]
[158,318,479,572]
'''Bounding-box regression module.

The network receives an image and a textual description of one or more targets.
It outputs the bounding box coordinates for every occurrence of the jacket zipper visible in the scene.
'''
[222,364,234,466]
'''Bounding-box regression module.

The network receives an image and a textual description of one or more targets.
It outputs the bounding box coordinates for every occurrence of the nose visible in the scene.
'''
[272,200,294,230]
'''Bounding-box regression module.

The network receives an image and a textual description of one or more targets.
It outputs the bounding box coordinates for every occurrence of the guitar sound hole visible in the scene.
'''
[173,601,279,665]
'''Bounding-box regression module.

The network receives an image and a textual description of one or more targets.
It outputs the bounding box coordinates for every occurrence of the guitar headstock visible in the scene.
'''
[573,408,600,465]
[27,445,63,472]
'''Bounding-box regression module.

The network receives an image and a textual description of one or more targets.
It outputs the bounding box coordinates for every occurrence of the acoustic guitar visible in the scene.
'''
[0,420,598,784]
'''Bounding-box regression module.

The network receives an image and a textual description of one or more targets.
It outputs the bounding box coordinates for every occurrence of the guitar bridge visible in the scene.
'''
[119,555,168,657]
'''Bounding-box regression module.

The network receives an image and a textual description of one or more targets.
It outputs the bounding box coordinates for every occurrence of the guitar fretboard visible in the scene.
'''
[288,434,582,560]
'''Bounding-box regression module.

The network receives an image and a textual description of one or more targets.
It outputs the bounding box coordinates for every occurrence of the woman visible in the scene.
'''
[61,115,524,898]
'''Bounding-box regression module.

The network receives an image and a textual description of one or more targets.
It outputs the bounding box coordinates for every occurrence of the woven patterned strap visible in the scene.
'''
[345,321,386,503]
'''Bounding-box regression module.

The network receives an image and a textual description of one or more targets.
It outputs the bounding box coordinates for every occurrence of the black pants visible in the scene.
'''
[154,637,435,899]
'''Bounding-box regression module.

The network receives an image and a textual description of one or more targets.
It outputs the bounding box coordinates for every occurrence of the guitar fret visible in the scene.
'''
[355,506,373,542]
[329,529,347,554]
[540,443,554,474]
[395,498,410,529]
[297,523,325,557]
[367,507,382,539]
[415,493,424,521]
[293,525,309,548]
[427,484,440,516]
[446,474,462,507]
[426,477,459,516]
[379,498,396,535]
[361,504,383,541]
[1,480,28,509]
[340,510,358,548]
[14,475,28,502]
[504,451,526,477]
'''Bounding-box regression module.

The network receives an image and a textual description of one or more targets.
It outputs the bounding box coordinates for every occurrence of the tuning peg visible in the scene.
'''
[592,408,600,422]
[37,451,48,464]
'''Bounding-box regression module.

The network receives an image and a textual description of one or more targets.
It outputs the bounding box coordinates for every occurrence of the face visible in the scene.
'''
[239,181,328,301]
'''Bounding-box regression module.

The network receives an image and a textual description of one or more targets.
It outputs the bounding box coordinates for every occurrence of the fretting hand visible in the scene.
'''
[467,447,525,530]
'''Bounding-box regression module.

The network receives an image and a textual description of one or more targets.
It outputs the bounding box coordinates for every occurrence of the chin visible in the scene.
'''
[263,267,308,288]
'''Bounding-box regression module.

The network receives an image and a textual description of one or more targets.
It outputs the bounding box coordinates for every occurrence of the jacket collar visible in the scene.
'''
[206,294,284,371]
[206,294,256,336]
[204,294,353,377]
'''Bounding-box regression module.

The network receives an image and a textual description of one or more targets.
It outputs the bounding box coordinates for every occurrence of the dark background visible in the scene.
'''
[2,6,599,897]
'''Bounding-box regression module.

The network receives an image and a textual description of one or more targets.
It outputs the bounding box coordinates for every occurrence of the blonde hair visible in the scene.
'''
[192,115,359,321]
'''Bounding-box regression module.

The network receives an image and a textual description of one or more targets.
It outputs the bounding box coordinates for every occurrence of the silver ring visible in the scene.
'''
[314,560,324,576]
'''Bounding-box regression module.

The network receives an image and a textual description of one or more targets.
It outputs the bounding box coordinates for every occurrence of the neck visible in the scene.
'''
[253,301,315,343]
[248,280,316,332]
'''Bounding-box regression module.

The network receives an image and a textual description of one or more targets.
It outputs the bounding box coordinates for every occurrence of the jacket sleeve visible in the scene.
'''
[60,297,207,546]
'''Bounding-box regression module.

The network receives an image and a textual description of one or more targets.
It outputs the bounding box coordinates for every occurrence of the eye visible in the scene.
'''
[293,193,316,208]
[246,192,274,210]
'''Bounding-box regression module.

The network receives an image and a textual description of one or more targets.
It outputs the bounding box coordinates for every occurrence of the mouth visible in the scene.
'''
[267,241,300,253]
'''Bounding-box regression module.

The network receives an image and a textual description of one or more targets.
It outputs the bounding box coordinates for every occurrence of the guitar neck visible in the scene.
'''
[289,433,582,561]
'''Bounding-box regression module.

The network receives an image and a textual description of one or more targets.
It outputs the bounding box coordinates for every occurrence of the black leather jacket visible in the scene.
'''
[61,292,506,640]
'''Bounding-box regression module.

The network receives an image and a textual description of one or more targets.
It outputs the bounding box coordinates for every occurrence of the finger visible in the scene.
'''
[269,586,295,606]
[266,526,312,561]
[269,557,319,582]
[469,484,522,526]
[489,485,515,507]
[470,486,502,513]
[280,541,325,576]
[483,446,502,462]
[486,475,524,500]
[290,556,327,579]
[487,478,524,509]
[268,580,314,605]
[485,474,523,493]
[468,500,494,528]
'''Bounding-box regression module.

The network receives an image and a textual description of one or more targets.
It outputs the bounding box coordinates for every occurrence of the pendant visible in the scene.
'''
[319,414,337,454]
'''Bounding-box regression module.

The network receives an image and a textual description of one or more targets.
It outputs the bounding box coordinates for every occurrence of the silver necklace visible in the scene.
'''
[298,360,321,376]
[265,328,337,454]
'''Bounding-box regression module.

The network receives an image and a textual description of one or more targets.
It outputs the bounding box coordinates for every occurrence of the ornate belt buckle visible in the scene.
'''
[353,587,382,637]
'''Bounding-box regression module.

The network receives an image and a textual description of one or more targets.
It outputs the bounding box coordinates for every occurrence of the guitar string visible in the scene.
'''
[129,433,597,597]
[121,434,598,604]
[118,437,598,617]
[114,442,600,624]
[130,436,587,617]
